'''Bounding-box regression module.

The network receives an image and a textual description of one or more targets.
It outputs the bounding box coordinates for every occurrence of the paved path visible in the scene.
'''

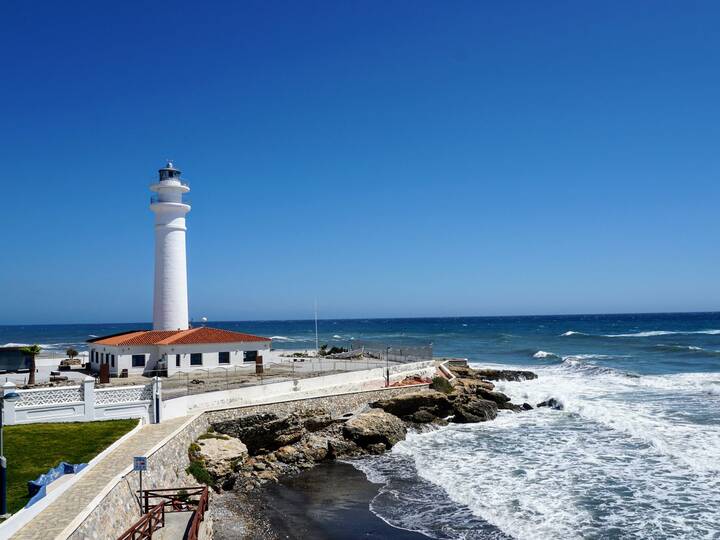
[156,512,192,540]
[12,416,190,540]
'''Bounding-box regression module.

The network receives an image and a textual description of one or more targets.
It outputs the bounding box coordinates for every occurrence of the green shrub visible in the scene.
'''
[197,432,229,441]
[186,461,213,486]
[430,376,453,394]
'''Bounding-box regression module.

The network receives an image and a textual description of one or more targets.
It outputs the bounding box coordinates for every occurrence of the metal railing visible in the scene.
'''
[348,341,433,363]
[150,195,191,206]
[143,355,400,400]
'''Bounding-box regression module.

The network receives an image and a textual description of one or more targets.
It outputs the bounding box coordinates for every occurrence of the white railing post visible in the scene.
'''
[152,377,162,424]
[83,376,96,421]
[2,382,17,426]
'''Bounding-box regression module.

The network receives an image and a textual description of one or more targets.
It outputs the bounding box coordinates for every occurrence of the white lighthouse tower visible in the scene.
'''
[150,161,190,331]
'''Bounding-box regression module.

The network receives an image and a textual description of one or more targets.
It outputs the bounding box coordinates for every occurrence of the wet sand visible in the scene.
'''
[213,461,429,539]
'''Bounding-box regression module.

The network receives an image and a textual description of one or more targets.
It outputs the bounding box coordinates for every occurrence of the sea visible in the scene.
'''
[2,312,719,539]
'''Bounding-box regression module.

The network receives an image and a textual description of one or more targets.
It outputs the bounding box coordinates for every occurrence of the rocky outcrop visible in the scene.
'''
[195,436,248,479]
[195,365,539,494]
[370,391,454,423]
[212,408,335,455]
[343,410,407,450]
[453,377,495,392]
[470,368,538,382]
[452,397,498,423]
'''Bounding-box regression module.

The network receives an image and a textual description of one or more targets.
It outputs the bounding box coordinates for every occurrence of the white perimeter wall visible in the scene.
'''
[162,360,437,419]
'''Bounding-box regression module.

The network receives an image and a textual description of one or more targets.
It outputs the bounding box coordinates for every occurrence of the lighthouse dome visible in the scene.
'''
[158,161,181,181]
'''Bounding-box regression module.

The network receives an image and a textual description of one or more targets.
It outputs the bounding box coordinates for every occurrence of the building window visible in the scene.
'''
[176,354,181,367]
[111,355,115,368]
[101,353,106,364]
[132,354,146,367]
[219,352,230,364]
[244,351,257,363]
[190,353,203,366]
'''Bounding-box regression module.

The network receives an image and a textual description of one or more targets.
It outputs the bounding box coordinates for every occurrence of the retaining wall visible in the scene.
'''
[64,384,428,540]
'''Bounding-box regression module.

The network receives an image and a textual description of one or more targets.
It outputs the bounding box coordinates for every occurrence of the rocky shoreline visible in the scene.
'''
[190,364,539,537]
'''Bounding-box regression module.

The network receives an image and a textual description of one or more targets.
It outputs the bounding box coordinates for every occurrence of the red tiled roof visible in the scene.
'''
[88,327,271,346]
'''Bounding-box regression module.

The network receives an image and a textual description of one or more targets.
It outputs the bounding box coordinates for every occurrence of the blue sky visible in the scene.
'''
[1,1,718,324]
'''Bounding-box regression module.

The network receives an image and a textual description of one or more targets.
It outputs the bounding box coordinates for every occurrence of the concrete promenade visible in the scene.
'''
[11,416,189,540]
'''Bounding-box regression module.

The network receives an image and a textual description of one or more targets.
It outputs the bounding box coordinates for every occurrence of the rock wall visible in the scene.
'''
[65,385,427,540]
[206,385,428,424]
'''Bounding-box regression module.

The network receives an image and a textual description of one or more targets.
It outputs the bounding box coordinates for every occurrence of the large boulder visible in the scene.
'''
[195,435,248,480]
[371,391,453,423]
[475,388,512,407]
[213,412,305,455]
[451,397,498,423]
[536,398,563,410]
[299,434,330,462]
[343,410,407,450]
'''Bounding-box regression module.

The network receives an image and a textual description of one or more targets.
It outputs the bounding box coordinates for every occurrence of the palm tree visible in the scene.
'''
[66,347,79,362]
[20,344,42,385]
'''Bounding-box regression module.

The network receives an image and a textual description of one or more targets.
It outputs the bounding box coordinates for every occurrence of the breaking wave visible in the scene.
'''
[533,350,559,359]
[269,335,310,343]
[562,329,720,338]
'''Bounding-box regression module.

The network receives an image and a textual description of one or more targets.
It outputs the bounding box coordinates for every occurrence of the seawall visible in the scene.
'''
[64,384,430,539]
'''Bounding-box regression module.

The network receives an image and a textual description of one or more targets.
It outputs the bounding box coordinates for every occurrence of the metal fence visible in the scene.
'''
[347,341,433,363]
[145,355,396,400]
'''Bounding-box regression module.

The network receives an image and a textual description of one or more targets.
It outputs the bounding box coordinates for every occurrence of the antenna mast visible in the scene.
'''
[314,299,319,352]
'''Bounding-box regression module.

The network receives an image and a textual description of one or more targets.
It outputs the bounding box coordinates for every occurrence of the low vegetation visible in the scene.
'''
[430,376,454,394]
[4,419,137,515]
[187,442,214,486]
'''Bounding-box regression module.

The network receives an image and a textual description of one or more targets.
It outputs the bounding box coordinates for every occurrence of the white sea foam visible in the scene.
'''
[387,363,720,539]
[532,350,558,359]
[605,330,677,337]
[562,328,720,338]
[332,335,343,339]
[2,342,56,349]
[269,335,308,343]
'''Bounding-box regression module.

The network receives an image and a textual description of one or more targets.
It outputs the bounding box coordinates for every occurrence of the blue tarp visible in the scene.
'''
[26,462,87,507]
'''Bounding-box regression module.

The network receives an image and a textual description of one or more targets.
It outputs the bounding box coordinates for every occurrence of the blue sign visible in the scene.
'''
[133,456,147,472]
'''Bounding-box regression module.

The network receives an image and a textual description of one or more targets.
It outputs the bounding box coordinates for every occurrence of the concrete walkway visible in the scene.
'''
[11,416,190,540]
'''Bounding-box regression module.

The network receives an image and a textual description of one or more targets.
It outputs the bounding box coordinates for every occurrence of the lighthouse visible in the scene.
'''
[150,161,190,330]
[88,162,271,380]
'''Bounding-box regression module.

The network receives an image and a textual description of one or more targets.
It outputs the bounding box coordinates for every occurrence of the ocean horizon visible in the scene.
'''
[3,311,719,538]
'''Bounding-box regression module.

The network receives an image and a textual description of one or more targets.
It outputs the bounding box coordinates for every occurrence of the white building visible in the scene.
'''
[88,327,270,376]
[88,162,272,377]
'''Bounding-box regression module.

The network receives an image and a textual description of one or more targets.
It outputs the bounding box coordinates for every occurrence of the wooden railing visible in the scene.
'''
[117,503,164,540]
[187,486,209,540]
[117,486,208,540]
[139,486,207,514]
